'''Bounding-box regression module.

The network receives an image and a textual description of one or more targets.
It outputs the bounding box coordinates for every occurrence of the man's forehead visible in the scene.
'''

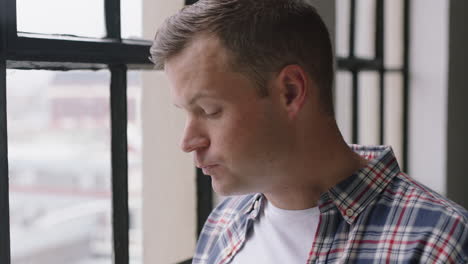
[166,34,231,73]
[172,91,220,108]
[165,34,236,106]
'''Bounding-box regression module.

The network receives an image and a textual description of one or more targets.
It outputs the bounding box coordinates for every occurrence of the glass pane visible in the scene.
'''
[127,72,142,264]
[384,73,404,163]
[384,0,404,68]
[355,0,376,59]
[7,70,112,264]
[335,0,350,57]
[335,71,353,143]
[17,0,105,38]
[358,71,379,145]
[122,0,143,39]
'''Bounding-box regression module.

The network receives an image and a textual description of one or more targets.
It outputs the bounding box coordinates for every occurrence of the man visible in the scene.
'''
[150,0,468,263]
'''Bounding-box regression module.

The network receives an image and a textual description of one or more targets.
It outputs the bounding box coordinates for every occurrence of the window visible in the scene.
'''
[0,0,151,264]
[335,0,410,170]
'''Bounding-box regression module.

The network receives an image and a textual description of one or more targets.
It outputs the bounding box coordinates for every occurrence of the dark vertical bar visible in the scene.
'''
[106,0,126,262]
[196,168,213,237]
[402,0,410,172]
[105,0,121,39]
[349,0,359,143]
[6,0,17,41]
[375,0,384,59]
[0,0,12,262]
[110,65,129,264]
[376,0,385,145]
[0,61,11,264]
[349,0,356,58]
[351,72,359,143]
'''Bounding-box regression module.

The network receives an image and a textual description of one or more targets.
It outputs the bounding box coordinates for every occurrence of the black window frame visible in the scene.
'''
[0,0,153,264]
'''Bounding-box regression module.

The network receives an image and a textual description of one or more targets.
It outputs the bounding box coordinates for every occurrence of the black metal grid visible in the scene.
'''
[336,0,410,171]
[0,0,152,264]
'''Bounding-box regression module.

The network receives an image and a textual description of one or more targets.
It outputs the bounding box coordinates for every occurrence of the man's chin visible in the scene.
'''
[211,183,235,196]
[212,181,254,197]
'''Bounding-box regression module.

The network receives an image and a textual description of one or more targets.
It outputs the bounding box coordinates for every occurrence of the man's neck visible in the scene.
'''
[263,137,368,210]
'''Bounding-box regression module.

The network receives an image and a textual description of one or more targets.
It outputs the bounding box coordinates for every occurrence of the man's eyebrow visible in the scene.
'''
[173,93,215,108]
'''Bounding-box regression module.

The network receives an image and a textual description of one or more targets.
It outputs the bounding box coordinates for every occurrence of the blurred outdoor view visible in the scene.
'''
[7,70,142,264]
[8,0,144,264]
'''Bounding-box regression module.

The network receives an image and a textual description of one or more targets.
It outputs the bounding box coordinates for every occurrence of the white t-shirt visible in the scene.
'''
[230,199,320,264]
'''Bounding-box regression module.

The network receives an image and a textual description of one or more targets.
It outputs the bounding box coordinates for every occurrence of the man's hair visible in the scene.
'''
[150,0,335,115]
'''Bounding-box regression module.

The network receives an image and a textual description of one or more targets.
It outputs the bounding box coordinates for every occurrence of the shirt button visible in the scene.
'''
[346,209,354,217]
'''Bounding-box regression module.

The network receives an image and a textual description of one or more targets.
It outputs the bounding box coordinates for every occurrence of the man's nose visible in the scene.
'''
[180,120,209,153]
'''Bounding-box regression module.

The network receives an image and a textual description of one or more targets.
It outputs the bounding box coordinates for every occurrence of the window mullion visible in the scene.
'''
[375,0,385,145]
[349,0,359,143]
[402,0,410,172]
[5,0,17,43]
[110,65,129,264]
[7,35,152,67]
[196,168,213,238]
[0,0,12,262]
[0,59,11,264]
[105,0,121,40]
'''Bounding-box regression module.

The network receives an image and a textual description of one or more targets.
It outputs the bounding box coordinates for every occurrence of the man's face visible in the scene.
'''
[165,35,289,196]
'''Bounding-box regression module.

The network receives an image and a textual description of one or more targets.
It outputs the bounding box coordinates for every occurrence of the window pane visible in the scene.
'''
[122,0,143,39]
[7,70,112,264]
[17,0,105,38]
[358,71,380,144]
[384,72,403,163]
[127,72,142,264]
[336,0,350,57]
[335,71,353,143]
[384,0,404,68]
[355,0,376,59]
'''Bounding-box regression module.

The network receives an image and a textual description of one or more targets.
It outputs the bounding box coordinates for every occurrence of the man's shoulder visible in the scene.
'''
[380,172,468,260]
[388,172,468,222]
[368,173,468,262]
[194,194,258,262]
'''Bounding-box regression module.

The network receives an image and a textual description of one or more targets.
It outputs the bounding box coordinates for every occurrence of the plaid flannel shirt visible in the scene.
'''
[193,145,468,264]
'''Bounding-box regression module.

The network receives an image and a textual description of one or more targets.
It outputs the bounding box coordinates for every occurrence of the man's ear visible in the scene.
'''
[276,64,308,119]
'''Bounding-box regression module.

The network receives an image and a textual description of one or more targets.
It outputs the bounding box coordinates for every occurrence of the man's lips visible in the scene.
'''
[198,165,219,175]
[196,163,218,169]
[200,165,217,168]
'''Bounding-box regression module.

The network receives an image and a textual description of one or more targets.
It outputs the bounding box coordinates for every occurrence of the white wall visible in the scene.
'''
[142,1,197,263]
[409,0,449,195]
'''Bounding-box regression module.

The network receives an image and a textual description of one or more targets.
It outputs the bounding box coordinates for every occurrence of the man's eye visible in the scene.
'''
[204,109,221,117]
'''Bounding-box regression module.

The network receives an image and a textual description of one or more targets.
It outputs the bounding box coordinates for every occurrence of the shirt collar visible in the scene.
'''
[323,145,401,224]
[245,145,402,224]
[244,193,263,217]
